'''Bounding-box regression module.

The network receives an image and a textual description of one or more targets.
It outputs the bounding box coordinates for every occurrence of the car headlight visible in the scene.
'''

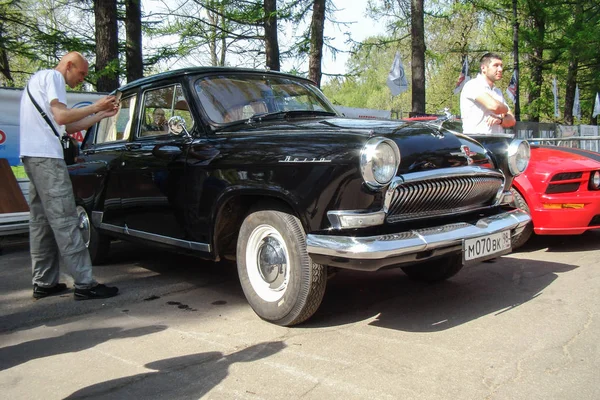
[590,171,600,190]
[507,139,530,177]
[360,138,401,189]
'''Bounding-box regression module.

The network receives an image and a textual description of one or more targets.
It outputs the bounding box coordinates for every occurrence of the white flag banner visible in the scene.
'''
[386,51,409,96]
[505,70,517,103]
[573,84,581,120]
[453,57,470,94]
[593,92,600,118]
[552,77,559,118]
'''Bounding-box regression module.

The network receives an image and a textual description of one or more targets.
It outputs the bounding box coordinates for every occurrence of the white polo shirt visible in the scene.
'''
[460,73,509,135]
[20,69,67,159]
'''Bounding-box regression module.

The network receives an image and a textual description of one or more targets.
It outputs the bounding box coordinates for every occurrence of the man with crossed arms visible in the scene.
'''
[460,52,516,134]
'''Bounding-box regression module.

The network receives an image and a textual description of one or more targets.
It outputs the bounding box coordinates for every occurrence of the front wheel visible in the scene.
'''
[401,254,464,282]
[236,209,327,326]
[510,188,533,250]
[76,205,110,265]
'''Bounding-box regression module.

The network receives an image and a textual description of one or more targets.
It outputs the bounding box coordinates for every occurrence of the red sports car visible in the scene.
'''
[403,115,600,248]
[510,145,600,248]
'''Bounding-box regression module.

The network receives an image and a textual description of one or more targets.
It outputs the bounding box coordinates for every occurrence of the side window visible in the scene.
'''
[140,84,193,137]
[173,85,193,129]
[95,95,137,144]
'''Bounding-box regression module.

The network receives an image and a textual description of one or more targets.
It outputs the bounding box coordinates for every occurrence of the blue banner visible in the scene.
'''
[0,125,20,166]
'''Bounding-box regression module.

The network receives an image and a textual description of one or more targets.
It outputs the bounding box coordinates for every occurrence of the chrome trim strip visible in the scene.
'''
[91,211,211,252]
[327,210,386,230]
[307,209,530,260]
[398,166,504,184]
[360,137,401,189]
[500,190,514,205]
[384,166,506,215]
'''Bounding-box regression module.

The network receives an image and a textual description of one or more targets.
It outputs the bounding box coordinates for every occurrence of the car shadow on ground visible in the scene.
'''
[516,229,600,253]
[301,232,594,332]
[0,240,245,334]
[303,255,578,332]
[102,240,241,287]
[124,242,576,333]
[0,234,585,335]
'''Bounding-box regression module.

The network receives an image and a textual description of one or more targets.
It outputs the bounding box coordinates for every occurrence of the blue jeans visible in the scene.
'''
[22,157,96,289]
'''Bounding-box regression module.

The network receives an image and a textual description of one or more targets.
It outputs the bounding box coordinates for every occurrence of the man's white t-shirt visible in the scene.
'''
[460,73,509,135]
[20,69,68,159]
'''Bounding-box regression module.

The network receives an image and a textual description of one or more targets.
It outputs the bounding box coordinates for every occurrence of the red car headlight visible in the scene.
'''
[590,171,600,190]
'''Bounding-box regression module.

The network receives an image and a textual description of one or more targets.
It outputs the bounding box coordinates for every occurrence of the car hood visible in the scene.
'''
[214,117,491,174]
[531,145,600,166]
[517,145,600,183]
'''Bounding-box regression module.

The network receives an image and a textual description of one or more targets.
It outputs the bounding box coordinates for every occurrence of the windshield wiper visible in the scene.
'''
[249,110,336,123]
[215,110,337,132]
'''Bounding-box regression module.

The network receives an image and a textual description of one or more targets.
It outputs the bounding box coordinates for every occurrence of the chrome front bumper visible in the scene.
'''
[306,209,531,271]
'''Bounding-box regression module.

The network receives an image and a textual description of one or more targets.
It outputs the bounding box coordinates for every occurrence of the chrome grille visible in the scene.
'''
[386,175,502,223]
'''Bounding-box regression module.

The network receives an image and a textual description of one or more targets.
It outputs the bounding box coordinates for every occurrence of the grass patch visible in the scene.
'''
[11,165,28,179]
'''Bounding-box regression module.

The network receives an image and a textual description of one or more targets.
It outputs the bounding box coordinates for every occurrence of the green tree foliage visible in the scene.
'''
[1,0,598,124]
[322,38,412,117]
[146,0,284,68]
[325,1,509,116]
[324,0,600,124]
[0,0,96,86]
[0,0,27,84]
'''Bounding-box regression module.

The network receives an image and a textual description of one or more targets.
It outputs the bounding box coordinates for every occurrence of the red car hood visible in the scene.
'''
[520,146,600,182]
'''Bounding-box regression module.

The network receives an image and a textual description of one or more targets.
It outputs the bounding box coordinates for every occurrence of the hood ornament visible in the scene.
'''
[450,145,475,165]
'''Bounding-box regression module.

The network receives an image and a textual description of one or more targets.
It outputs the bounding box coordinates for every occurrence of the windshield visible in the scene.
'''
[194,73,338,125]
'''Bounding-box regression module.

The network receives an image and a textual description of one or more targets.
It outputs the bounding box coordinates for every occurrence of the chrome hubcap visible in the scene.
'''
[246,225,290,302]
[76,206,91,248]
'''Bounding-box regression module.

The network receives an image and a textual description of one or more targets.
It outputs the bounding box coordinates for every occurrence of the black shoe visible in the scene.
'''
[33,283,68,299]
[74,284,119,301]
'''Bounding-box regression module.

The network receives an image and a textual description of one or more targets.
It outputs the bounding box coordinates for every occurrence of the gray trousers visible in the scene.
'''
[22,157,96,289]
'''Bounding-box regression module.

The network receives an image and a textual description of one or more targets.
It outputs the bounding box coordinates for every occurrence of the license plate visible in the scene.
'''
[463,230,511,262]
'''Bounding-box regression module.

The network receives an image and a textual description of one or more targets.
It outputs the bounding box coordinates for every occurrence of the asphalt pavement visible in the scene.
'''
[1,232,599,399]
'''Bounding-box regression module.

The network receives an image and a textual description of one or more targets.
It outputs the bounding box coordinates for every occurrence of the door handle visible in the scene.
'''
[126,143,142,150]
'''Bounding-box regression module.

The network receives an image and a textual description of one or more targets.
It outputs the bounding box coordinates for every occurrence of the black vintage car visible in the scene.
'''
[71,67,531,326]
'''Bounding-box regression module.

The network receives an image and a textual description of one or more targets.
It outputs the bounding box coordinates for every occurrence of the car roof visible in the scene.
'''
[116,67,315,93]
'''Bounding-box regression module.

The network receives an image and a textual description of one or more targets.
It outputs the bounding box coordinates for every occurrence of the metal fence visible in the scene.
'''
[508,122,600,152]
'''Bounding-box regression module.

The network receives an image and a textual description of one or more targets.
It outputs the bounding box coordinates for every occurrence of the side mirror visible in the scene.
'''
[168,116,190,137]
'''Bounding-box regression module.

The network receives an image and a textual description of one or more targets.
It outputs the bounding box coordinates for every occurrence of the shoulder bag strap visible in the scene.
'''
[26,84,62,139]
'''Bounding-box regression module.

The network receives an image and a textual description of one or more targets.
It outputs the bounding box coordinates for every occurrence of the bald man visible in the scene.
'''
[20,51,119,300]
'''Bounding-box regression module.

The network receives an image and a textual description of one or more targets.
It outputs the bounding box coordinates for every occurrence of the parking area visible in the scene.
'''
[1,232,599,400]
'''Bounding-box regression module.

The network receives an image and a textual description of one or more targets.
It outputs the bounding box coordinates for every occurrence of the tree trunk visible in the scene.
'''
[125,0,143,83]
[94,0,119,92]
[411,0,425,115]
[207,9,219,66]
[308,0,325,87]
[0,28,13,83]
[563,58,578,125]
[526,18,545,122]
[563,0,583,125]
[264,0,280,71]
